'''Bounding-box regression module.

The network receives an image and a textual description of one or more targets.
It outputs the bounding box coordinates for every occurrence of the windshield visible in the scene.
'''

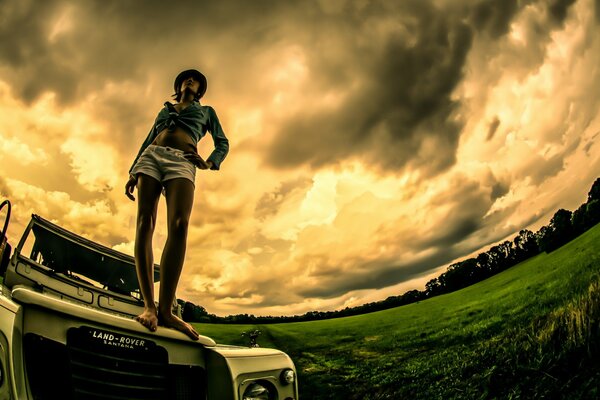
[18,215,159,297]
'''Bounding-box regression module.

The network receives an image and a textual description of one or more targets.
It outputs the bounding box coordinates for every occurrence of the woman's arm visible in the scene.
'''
[128,124,158,178]
[205,106,229,170]
[125,112,162,200]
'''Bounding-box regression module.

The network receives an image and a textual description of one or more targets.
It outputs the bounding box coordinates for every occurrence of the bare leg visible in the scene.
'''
[133,174,162,332]
[157,178,199,340]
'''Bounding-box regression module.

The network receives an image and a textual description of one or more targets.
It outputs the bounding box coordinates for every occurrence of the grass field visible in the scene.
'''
[195,223,600,399]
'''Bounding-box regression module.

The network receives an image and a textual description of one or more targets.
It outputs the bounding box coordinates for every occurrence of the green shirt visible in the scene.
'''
[129,101,229,174]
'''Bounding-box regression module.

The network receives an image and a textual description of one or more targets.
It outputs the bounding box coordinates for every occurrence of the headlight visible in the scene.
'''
[242,382,270,400]
[280,369,295,385]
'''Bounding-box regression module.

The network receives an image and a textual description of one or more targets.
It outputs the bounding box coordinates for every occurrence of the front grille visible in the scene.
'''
[24,328,206,400]
[67,327,169,400]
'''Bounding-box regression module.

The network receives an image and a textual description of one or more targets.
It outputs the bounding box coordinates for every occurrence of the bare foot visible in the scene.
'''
[135,307,158,332]
[158,312,200,341]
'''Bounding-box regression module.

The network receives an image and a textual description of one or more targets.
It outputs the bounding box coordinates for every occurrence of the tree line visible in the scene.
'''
[180,177,600,324]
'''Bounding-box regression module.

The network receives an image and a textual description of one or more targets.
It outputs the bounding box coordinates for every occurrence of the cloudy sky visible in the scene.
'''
[1,0,599,316]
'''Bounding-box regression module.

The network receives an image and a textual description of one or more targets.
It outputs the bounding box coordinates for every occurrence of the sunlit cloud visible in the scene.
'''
[0,136,48,166]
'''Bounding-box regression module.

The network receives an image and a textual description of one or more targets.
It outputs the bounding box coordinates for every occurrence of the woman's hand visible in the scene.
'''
[183,152,213,170]
[125,175,137,201]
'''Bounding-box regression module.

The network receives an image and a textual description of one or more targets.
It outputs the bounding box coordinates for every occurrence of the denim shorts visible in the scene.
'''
[130,145,196,190]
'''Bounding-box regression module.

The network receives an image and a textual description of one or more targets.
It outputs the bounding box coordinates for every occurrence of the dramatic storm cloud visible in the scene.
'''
[0,0,598,316]
[265,0,472,176]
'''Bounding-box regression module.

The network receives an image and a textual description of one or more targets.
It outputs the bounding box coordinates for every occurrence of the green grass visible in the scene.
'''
[195,224,600,399]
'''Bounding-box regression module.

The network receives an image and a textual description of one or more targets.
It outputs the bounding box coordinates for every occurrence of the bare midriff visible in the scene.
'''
[151,127,197,154]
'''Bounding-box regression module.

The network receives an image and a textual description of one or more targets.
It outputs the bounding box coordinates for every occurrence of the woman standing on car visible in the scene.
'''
[125,69,229,340]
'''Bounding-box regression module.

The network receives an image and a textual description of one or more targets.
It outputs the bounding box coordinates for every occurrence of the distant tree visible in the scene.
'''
[572,204,588,235]
[182,301,210,322]
[485,241,514,274]
[588,178,600,202]
[476,252,491,276]
[461,258,479,280]
[585,199,600,229]
[536,225,552,252]
[486,245,502,273]
[499,240,516,269]
[551,208,573,232]
[402,289,425,303]
[536,209,575,252]
[425,278,442,297]
[440,259,479,292]
[513,229,539,261]
[550,208,574,250]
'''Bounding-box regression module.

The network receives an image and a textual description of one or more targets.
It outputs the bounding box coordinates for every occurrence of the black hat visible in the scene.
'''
[174,69,207,99]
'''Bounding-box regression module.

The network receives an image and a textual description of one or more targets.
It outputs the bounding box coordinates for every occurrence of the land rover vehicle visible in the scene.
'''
[0,200,298,399]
